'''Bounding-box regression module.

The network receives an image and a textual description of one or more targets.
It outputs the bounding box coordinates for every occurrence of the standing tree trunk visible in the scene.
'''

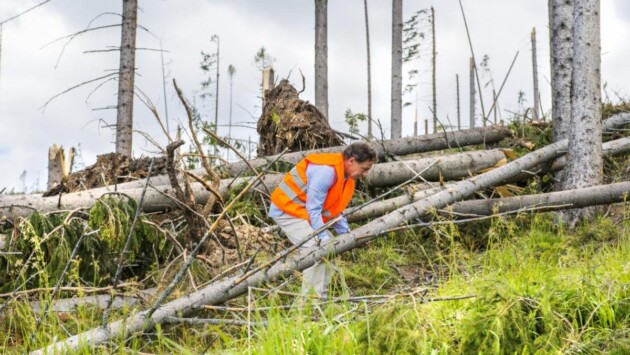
[314,0,328,119]
[549,0,573,143]
[549,0,574,187]
[211,35,220,160]
[431,6,437,133]
[391,0,403,138]
[227,64,236,162]
[115,0,138,157]
[560,0,602,224]
[469,57,476,128]
[0,24,3,93]
[363,0,373,138]
[531,27,540,120]
[456,74,461,130]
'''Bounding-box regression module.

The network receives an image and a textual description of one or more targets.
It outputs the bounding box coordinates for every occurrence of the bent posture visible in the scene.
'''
[269,142,377,298]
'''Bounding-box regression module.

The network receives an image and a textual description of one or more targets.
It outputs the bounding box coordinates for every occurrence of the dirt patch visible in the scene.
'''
[257,79,343,156]
[44,153,168,196]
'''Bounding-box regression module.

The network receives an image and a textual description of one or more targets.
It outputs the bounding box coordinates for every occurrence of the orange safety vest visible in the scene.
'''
[270,153,355,222]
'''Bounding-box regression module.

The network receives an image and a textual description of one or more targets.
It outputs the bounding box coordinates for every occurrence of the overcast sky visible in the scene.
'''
[0,0,629,192]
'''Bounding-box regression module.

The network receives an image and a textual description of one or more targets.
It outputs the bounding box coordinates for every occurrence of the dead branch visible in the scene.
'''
[39,72,118,112]
[0,0,51,25]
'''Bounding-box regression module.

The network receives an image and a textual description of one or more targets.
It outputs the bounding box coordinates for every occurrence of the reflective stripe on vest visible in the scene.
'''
[276,167,308,205]
[289,167,307,191]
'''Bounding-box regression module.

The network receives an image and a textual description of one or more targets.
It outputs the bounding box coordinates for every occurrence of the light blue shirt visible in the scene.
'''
[269,163,351,240]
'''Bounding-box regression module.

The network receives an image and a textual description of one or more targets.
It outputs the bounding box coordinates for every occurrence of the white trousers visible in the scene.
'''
[272,213,334,299]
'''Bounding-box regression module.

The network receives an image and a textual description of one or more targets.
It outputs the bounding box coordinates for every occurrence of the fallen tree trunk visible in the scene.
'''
[441,180,630,217]
[224,125,511,176]
[35,113,630,200]
[366,149,507,187]
[0,174,283,220]
[0,150,504,220]
[29,288,156,313]
[37,113,630,199]
[32,137,570,354]
[507,135,630,184]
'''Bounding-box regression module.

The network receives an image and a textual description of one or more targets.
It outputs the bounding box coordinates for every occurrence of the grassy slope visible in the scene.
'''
[239,212,630,354]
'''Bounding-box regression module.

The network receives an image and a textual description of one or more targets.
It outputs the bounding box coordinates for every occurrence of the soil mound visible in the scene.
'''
[257,79,343,156]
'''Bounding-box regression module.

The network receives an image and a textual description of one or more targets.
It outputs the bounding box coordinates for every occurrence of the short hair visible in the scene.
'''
[342,142,377,163]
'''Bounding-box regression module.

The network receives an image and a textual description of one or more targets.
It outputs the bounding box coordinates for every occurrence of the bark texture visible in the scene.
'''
[390,0,403,138]
[314,0,328,119]
[365,149,507,187]
[561,0,602,224]
[549,0,573,186]
[548,0,573,142]
[115,0,138,157]
[363,0,373,138]
[444,181,630,217]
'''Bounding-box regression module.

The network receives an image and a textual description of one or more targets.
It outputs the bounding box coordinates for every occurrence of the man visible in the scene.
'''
[269,142,377,299]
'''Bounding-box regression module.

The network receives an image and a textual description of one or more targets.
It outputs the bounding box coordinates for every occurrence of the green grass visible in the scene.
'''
[2,207,630,354]
[239,212,630,354]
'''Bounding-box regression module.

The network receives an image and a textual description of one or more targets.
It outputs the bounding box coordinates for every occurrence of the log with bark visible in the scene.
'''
[29,288,157,313]
[440,181,630,217]
[365,149,507,187]
[0,174,283,221]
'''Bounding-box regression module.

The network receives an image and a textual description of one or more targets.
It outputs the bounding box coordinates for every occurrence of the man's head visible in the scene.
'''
[342,142,377,180]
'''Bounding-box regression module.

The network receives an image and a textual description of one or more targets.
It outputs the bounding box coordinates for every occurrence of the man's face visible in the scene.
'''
[345,157,375,180]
